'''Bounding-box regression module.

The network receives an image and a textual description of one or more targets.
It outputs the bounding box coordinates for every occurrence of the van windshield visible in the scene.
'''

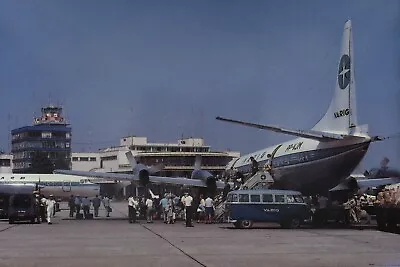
[12,195,31,209]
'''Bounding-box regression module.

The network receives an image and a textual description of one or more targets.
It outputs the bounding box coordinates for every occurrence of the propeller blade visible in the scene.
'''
[125,151,137,169]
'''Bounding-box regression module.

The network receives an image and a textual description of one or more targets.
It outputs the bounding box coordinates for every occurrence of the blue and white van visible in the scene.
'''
[226,189,311,229]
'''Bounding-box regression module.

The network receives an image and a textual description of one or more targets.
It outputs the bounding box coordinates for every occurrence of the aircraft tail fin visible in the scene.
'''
[125,151,137,169]
[312,20,361,135]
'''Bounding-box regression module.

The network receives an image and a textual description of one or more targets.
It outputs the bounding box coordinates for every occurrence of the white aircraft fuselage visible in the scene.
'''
[0,173,100,198]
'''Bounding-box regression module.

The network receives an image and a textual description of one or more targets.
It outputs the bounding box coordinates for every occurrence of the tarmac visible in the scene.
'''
[0,202,400,267]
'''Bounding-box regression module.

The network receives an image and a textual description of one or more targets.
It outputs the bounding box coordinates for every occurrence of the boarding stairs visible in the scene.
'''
[240,170,275,190]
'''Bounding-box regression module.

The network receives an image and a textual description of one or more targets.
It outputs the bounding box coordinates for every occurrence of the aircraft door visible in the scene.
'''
[62,181,71,192]
[266,145,283,181]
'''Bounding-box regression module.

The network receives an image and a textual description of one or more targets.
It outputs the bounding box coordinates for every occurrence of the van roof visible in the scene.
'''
[0,184,36,194]
[228,189,302,195]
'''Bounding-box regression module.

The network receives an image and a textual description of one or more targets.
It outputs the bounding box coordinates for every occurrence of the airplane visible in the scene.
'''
[55,20,390,197]
[216,20,388,195]
[55,152,226,196]
[0,173,100,199]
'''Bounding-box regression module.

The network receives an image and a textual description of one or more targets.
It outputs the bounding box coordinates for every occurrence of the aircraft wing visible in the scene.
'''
[355,178,400,189]
[53,170,226,189]
[330,177,400,191]
[216,116,347,142]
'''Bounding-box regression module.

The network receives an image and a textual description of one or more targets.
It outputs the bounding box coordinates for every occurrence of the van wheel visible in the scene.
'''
[240,220,253,229]
[280,218,301,229]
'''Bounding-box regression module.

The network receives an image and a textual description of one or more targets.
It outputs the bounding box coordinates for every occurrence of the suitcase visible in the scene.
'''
[76,213,84,220]
[85,213,94,220]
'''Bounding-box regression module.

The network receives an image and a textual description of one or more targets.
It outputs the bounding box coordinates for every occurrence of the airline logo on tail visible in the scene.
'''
[338,54,351,89]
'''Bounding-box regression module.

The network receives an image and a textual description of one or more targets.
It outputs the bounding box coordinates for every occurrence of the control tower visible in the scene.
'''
[11,105,72,173]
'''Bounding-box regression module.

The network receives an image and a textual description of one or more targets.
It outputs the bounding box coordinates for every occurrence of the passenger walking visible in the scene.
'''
[92,195,101,217]
[82,196,91,219]
[33,192,41,224]
[250,156,259,177]
[166,196,175,224]
[182,192,194,227]
[74,195,82,214]
[128,195,138,223]
[68,195,75,217]
[204,196,214,224]
[46,195,56,225]
[146,196,154,223]
[103,196,111,217]
[197,195,205,223]
[160,195,168,223]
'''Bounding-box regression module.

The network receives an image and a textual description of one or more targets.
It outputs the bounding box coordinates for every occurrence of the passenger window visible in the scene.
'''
[239,194,249,202]
[227,194,233,203]
[294,195,304,203]
[250,195,261,202]
[287,195,295,203]
[262,194,273,203]
[274,195,285,203]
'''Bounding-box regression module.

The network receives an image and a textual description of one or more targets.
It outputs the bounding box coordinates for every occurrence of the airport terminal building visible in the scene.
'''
[71,136,240,196]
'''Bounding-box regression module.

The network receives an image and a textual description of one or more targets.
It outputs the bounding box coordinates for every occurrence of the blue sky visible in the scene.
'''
[0,1,399,170]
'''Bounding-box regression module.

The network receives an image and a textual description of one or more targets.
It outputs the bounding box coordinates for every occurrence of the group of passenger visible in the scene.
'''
[33,192,57,224]
[374,184,400,230]
[68,195,111,219]
[125,191,216,227]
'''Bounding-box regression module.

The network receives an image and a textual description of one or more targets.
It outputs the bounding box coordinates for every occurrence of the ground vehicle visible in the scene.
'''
[226,189,311,229]
[0,184,37,224]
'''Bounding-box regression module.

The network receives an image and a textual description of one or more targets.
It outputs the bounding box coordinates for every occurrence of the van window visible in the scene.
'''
[294,195,304,203]
[239,194,249,202]
[231,194,238,202]
[250,195,261,202]
[274,195,285,203]
[287,195,295,203]
[262,194,273,202]
[227,194,233,203]
[12,195,31,208]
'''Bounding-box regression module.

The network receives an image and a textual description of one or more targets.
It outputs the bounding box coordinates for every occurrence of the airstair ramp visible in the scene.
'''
[241,171,274,190]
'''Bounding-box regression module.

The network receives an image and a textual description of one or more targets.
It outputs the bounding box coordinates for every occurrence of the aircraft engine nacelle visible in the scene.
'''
[138,169,150,187]
[191,169,217,194]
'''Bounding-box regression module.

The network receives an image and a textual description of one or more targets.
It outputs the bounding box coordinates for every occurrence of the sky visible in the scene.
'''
[0,1,399,170]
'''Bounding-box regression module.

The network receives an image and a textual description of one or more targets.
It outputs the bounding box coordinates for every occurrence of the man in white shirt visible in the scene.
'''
[46,195,56,225]
[128,195,138,223]
[145,197,154,223]
[182,192,193,227]
[204,196,214,224]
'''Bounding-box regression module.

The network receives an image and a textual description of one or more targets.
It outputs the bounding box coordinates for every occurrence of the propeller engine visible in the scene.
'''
[191,156,217,194]
[125,151,164,187]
